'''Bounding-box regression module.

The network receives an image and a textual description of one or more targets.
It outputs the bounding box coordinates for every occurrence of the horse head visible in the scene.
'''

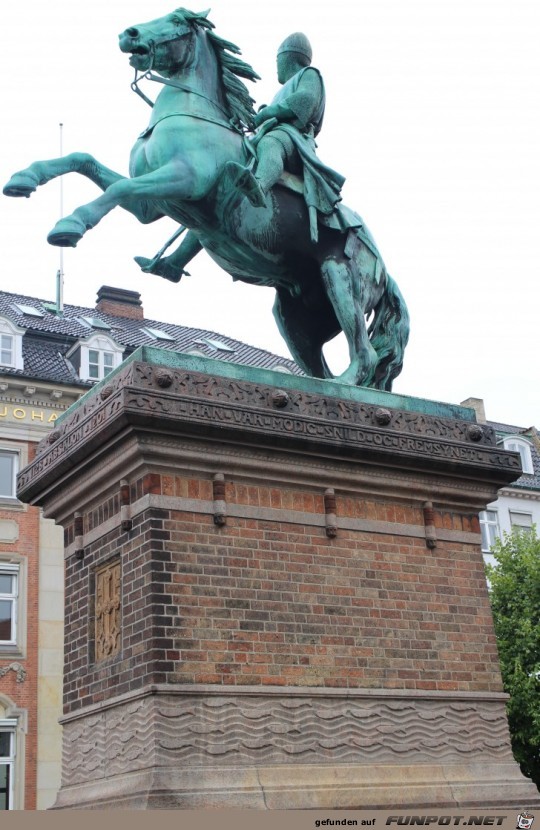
[118,8,212,77]
[119,8,259,131]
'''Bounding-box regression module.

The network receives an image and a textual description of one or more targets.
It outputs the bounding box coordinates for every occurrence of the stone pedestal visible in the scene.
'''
[18,348,540,809]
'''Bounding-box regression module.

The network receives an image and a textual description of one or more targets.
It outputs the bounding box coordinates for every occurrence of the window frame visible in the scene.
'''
[87,348,115,381]
[0,559,25,658]
[0,334,14,368]
[0,450,18,501]
[0,565,19,647]
[0,318,24,371]
[480,509,500,552]
[0,721,16,811]
[509,510,534,532]
[73,335,124,382]
[502,437,534,475]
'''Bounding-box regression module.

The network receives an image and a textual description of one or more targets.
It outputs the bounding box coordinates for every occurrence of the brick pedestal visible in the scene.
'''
[18,348,540,809]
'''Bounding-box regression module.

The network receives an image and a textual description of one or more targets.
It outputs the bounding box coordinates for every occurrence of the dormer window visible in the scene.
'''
[88,348,115,380]
[502,437,534,475]
[0,336,13,366]
[0,318,24,371]
[67,334,124,382]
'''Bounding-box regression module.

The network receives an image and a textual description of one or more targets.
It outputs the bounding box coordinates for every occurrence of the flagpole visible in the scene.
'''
[56,122,64,315]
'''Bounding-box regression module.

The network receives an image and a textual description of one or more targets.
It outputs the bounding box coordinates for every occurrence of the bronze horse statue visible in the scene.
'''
[3,8,409,389]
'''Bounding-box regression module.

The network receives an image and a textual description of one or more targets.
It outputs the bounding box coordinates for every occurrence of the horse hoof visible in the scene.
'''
[334,366,363,386]
[3,172,38,198]
[47,217,86,248]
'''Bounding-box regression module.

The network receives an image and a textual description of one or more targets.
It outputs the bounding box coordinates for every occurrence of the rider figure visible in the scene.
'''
[228,32,346,242]
[134,32,349,280]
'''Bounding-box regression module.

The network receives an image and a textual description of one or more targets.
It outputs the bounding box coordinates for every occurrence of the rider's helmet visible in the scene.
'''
[277,32,312,66]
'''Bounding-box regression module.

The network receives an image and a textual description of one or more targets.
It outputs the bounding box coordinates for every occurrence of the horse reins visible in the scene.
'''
[130,33,244,134]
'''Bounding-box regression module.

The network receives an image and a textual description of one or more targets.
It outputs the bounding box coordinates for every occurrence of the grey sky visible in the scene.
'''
[1,0,539,426]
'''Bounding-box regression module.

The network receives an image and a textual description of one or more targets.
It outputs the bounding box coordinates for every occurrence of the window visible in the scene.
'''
[480,510,499,552]
[141,326,175,342]
[0,319,23,371]
[0,726,15,809]
[0,335,13,367]
[77,316,111,331]
[194,337,235,353]
[88,349,115,381]
[502,437,534,475]
[12,303,44,318]
[0,452,17,500]
[509,511,533,533]
[0,566,18,645]
[69,334,124,382]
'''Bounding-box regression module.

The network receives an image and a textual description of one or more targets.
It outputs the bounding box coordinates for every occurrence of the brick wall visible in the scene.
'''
[62,473,501,715]
[0,494,40,809]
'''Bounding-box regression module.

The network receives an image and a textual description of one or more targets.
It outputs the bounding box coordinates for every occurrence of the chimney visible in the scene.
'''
[460,397,487,423]
[95,285,144,320]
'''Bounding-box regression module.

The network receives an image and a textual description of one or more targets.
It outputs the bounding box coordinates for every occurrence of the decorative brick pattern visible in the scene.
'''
[62,472,481,542]
[59,691,514,786]
[95,560,121,662]
[61,477,502,714]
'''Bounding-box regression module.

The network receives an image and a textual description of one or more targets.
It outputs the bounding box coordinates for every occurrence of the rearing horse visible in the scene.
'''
[3,8,409,390]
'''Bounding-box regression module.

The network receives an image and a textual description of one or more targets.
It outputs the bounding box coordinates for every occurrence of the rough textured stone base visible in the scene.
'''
[53,760,539,810]
[51,687,540,810]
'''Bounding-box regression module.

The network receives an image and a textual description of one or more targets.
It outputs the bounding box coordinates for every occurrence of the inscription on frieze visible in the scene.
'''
[17,360,520,499]
[123,391,518,471]
[128,365,496,443]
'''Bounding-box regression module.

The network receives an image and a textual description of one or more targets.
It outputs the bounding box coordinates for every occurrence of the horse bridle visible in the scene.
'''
[129,28,242,132]
[131,67,225,111]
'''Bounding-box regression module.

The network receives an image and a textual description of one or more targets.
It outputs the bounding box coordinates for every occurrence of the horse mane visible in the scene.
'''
[176,8,260,132]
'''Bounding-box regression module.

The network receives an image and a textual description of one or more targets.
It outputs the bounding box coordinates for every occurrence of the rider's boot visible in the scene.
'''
[223,161,266,208]
[133,255,186,283]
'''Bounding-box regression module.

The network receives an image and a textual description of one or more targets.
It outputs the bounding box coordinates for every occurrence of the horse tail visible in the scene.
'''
[368,273,410,391]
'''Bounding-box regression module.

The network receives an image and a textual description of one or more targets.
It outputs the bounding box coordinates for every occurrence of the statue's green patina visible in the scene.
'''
[3,8,409,389]
[224,31,346,244]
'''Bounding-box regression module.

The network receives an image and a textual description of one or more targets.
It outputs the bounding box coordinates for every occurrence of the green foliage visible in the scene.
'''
[486,528,540,790]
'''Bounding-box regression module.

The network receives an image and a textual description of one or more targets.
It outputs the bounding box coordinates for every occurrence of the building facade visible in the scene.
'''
[0,285,298,809]
[461,399,540,567]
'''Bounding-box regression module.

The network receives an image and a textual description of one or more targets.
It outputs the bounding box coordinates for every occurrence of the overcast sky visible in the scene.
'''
[1,0,539,427]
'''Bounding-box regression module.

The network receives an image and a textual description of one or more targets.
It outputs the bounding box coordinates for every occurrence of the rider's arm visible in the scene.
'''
[254,69,323,130]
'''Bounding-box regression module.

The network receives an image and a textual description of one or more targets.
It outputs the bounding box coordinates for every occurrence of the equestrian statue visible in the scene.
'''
[3,8,409,389]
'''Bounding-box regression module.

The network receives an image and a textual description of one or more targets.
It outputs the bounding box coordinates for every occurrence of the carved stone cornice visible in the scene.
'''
[17,356,522,506]
[499,487,540,501]
[0,374,82,407]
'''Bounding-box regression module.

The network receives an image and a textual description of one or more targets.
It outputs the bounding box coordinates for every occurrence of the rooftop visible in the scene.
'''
[0,286,301,387]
